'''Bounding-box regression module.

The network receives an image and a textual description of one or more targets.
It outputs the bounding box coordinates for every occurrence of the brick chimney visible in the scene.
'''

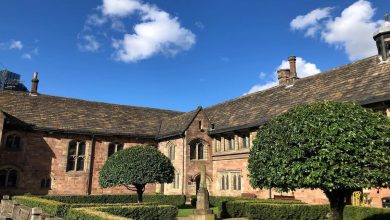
[30,71,39,96]
[277,56,299,85]
[277,69,290,85]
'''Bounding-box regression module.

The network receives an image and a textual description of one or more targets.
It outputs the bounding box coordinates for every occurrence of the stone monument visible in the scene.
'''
[191,165,216,220]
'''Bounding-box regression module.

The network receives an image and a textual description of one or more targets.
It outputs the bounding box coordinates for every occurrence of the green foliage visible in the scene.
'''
[41,194,186,207]
[13,196,69,218]
[66,208,128,220]
[190,195,304,218]
[248,101,390,192]
[97,205,178,220]
[343,205,390,220]
[99,146,175,189]
[245,203,330,220]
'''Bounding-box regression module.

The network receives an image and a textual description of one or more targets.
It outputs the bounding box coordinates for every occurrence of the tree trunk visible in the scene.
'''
[324,189,347,220]
[135,184,145,204]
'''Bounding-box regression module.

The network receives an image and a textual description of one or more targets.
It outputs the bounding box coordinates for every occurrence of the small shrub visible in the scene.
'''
[343,205,390,220]
[13,196,69,217]
[98,205,178,220]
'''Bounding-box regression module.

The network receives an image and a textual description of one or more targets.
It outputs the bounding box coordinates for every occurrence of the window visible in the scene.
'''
[190,140,205,160]
[167,142,175,160]
[172,172,180,189]
[66,141,86,172]
[5,134,21,150]
[108,143,124,157]
[220,171,241,191]
[0,167,18,188]
[214,137,221,152]
[226,137,234,150]
[198,120,202,130]
[241,134,250,149]
[40,178,51,189]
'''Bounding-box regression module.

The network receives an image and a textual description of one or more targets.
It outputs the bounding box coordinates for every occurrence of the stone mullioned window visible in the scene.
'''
[219,171,242,191]
[66,140,86,172]
[213,132,253,153]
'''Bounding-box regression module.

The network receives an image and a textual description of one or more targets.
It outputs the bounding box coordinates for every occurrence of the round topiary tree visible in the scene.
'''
[99,145,175,203]
[248,101,390,220]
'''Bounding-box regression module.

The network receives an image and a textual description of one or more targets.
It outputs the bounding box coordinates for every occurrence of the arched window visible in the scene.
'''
[233,175,237,190]
[167,142,175,160]
[108,143,124,157]
[190,140,206,160]
[221,175,225,190]
[0,167,18,188]
[66,141,86,172]
[40,178,51,189]
[172,172,180,189]
[237,175,241,190]
[5,134,21,150]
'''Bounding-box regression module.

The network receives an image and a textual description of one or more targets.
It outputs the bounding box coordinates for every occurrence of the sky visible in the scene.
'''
[0,0,388,112]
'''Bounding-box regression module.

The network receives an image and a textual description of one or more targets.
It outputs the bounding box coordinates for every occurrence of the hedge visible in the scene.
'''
[343,206,390,220]
[246,203,330,220]
[190,195,304,217]
[13,196,69,218]
[66,208,128,220]
[41,194,186,207]
[97,205,178,220]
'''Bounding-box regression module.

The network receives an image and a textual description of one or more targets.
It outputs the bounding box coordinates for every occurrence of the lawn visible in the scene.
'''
[178,205,220,217]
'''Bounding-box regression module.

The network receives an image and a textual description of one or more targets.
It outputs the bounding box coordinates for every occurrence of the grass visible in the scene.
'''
[178,205,219,217]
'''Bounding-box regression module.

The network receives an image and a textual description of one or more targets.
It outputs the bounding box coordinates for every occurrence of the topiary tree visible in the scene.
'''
[248,101,390,220]
[99,145,175,203]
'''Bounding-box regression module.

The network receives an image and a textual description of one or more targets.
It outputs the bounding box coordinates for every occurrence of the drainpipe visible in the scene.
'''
[182,131,187,196]
[87,135,96,195]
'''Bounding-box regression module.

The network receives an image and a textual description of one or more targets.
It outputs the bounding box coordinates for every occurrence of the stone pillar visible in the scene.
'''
[221,137,225,152]
[386,108,390,117]
[191,165,215,220]
[234,135,239,150]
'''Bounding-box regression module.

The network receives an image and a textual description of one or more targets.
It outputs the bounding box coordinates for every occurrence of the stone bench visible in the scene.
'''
[0,196,62,220]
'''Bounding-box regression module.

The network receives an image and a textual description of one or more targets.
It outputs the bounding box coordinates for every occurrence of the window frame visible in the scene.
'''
[108,142,124,158]
[189,140,206,160]
[0,167,19,189]
[66,140,87,172]
[167,141,176,160]
[3,132,23,151]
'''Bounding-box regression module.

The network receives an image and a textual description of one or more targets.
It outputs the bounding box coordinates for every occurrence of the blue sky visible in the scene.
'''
[0,0,388,111]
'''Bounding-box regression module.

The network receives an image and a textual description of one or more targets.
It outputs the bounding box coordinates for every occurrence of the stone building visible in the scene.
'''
[0,21,390,207]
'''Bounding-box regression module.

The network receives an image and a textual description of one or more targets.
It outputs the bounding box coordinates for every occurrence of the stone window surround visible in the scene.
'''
[189,139,207,160]
[166,141,176,161]
[219,170,242,191]
[66,140,87,172]
[0,165,20,189]
[107,142,124,158]
[171,171,180,189]
[2,131,24,151]
[213,132,255,153]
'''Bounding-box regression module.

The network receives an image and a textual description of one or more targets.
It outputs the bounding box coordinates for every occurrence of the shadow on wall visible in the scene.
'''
[0,125,55,198]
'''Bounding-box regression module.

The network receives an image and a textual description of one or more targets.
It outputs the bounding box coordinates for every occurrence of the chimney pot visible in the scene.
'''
[30,71,39,96]
[288,56,297,78]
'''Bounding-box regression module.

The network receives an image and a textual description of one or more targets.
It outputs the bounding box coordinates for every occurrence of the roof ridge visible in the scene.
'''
[204,55,379,110]
[0,90,182,114]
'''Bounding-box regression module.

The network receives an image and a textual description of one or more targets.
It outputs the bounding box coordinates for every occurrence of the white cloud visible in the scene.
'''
[21,53,32,59]
[195,21,205,29]
[101,0,141,17]
[80,0,195,62]
[106,0,195,62]
[246,57,321,94]
[290,7,333,37]
[78,35,100,52]
[9,40,23,50]
[291,0,382,61]
[321,0,381,61]
[0,39,23,50]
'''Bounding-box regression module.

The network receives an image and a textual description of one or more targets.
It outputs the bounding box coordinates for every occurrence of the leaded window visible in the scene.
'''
[108,143,124,157]
[0,168,18,188]
[167,142,175,160]
[190,140,205,160]
[5,134,21,150]
[66,141,86,172]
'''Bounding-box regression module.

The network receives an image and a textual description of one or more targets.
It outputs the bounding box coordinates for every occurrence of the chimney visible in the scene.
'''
[277,69,290,85]
[30,71,39,96]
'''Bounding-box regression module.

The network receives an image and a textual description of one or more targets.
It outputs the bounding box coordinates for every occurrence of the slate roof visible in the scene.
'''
[0,91,181,137]
[1,56,390,139]
[204,56,390,134]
